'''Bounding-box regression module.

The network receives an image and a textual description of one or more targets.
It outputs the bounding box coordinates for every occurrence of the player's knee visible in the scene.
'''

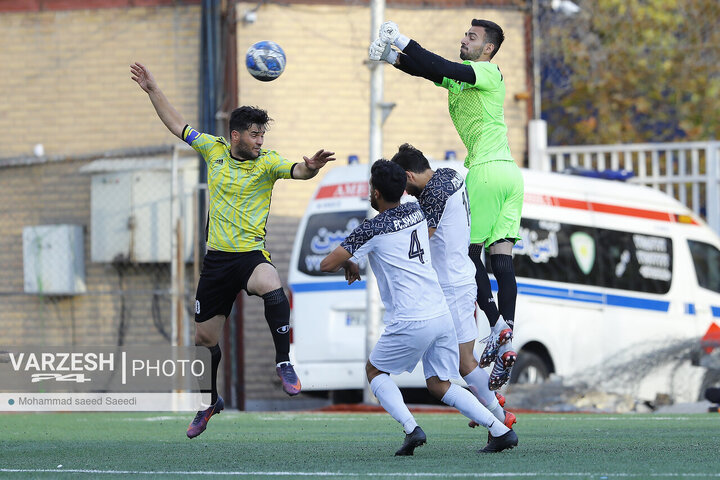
[194,328,217,347]
[468,242,485,260]
[248,264,282,296]
[459,357,477,377]
[490,253,514,275]
[365,361,382,381]
[425,377,449,400]
[488,239,513,256]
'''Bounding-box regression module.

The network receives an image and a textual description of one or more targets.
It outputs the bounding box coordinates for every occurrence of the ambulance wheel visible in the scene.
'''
[699,370,720,402]
[510,351,550,385]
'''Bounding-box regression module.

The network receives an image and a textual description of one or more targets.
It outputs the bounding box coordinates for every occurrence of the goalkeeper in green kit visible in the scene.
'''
[369,20,523,390]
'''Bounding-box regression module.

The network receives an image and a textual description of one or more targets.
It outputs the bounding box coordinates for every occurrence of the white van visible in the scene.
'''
[288,163,720,402]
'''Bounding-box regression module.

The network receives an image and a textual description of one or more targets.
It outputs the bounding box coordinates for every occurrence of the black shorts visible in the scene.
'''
[194,250,273,323]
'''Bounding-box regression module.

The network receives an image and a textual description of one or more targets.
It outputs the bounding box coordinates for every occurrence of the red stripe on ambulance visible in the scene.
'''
[316,182,369,199]
[525,194,698,224]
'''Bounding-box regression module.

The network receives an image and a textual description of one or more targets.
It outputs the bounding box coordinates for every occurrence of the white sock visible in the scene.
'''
[441,383,509,437]
[494,316,510,335]
[463,367,505,422]
[370,374,417,434]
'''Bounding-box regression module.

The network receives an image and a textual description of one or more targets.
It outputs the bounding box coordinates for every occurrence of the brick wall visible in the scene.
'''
[0,5,201,157]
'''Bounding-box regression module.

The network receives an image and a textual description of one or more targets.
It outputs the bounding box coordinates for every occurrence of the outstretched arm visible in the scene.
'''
[130,62,185,139]
[292,149,336,180]
[373,21,476,85]
[320,246,361,284]
[397,40,477,85]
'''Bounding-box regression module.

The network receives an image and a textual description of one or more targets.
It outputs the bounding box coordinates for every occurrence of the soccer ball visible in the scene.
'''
[245,41,286,82]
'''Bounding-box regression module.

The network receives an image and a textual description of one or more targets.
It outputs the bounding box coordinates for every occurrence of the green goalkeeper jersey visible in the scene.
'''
[437,61,514,168]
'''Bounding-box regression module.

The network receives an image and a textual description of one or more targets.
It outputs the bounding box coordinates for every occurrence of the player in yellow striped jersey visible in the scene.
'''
[131,62,335,438]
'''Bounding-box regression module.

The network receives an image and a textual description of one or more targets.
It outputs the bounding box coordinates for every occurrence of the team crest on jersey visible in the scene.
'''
[215,159,223,165]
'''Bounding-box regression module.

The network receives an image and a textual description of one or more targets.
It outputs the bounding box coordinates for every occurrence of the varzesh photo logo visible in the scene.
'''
[0,346,211,412]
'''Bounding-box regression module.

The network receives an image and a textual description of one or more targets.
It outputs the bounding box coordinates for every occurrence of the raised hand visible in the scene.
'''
[379,21,400,44]
[369,38,396,63]
[130,62,157,94]
[368,38,387,61]
[303,149,336,171]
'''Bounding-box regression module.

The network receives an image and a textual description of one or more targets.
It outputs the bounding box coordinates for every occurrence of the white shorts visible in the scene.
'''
[442,283,478,344]
[369,314,459,381]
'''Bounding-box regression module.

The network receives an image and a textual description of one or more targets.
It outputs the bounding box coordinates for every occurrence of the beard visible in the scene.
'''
[370,195,379,212]
[405,183,422,198]
[234,145,259,160]
[460,45,483,61]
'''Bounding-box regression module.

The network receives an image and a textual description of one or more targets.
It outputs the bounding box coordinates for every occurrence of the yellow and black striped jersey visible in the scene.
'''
[182,125,295,254]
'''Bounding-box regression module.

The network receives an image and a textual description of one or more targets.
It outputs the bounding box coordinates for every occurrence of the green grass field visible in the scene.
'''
[1,411,719,479]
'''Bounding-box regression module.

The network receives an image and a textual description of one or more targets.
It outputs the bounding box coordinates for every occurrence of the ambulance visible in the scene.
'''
[287,162,720,403]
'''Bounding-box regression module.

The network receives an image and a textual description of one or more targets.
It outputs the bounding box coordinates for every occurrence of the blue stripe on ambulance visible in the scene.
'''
[290,280,674,312]
[291,281,367,292]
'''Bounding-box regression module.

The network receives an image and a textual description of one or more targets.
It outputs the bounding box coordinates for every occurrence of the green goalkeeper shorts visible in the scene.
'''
[465,159,524,246]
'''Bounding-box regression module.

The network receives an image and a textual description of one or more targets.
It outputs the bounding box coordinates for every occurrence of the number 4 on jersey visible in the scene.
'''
[408,229,425,263]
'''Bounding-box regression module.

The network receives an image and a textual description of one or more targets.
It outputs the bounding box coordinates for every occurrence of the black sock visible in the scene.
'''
[262,288,291,364]
[469,243,500,327]
[199,344,221,405]
[491,254,517,329]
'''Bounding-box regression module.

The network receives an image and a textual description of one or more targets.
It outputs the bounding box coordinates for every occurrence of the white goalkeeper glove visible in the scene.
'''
[368,38,398,64]
[378,21,410,50]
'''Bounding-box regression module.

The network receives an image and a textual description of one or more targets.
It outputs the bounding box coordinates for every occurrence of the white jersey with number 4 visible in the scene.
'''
[340,202,449,323]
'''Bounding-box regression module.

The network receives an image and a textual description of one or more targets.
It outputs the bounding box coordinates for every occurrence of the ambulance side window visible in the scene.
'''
[513,218,600,286]
[298,211,368,277]
[596,229,672,294]
[688,240,720,294]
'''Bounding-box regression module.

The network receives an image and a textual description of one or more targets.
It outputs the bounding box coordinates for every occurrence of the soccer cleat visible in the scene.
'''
[469,408,516,430]
[479,429,518,453]
[484,411,518,443]
[502,410,517,429]
[479,318,513,368]
[186,395,224,439]
[276,362,302,396]
[468,393,510,428]
[395,426,427,456]
[489,348,517,391]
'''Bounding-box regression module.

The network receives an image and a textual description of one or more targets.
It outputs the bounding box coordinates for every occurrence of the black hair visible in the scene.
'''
[370,159,407,203]
[228,106,272,133]
[391,143,431,174]
[471,19,504,58]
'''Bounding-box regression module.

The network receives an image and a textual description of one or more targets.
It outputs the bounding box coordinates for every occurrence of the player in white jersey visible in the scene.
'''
[391,144,517,433]
[320,160,518,455]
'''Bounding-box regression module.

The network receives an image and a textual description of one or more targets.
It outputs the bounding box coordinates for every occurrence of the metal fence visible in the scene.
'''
[528,123,720,235]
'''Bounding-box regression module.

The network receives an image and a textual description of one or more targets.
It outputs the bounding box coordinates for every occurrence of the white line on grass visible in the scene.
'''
[2,469,720,477]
